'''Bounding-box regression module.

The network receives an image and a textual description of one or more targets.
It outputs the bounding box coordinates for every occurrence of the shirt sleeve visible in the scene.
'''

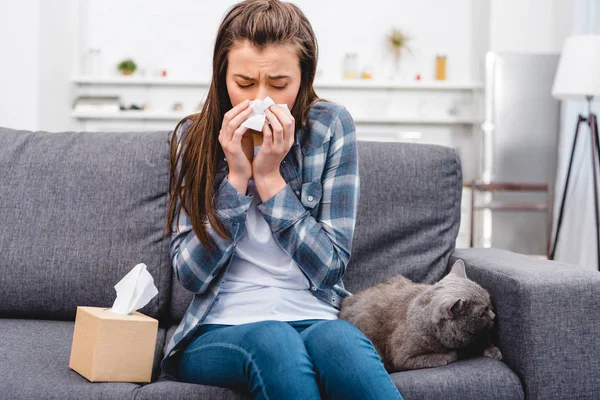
[169,120,253,294]
[257,107,360,290]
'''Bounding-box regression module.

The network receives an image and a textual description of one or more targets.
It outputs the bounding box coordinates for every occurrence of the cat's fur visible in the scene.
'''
[339,260,502,372]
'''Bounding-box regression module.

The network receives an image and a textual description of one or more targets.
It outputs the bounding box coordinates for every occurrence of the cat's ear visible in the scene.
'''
[449,259,468,279]
[446,299,463,318]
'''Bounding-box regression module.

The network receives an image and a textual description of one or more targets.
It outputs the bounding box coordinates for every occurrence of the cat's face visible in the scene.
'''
[431,260,496,348]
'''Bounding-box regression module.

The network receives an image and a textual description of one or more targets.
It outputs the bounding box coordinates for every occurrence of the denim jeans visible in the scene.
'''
[176,318,404,400]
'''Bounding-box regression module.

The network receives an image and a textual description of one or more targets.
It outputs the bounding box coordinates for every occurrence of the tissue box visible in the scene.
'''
[69,306,158,383]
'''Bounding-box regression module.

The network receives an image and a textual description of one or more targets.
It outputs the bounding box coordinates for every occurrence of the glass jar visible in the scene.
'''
[435,55,447,81]
[343,53,358,79]
[361,64,373,80]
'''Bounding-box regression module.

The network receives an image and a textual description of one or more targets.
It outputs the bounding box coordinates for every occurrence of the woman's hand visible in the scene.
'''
[218,99,255,180]
[252,104,295,179]
[250,104,294,201]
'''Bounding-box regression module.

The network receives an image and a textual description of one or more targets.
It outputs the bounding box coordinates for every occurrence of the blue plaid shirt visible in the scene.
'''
[161,101,360,379]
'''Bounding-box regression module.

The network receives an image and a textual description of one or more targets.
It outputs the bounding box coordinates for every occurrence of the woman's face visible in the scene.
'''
[226,40,301,110]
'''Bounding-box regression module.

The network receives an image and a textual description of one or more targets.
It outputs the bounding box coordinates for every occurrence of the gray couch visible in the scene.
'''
[1,125,598,400]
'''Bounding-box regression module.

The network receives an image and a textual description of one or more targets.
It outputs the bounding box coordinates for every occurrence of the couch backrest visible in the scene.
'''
[343,141,462,293]
[168,140,463,323]
[0,127,172,321]
[0,126,461,324]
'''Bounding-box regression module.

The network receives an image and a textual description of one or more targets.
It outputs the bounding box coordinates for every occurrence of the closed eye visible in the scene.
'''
[236,83,288,90]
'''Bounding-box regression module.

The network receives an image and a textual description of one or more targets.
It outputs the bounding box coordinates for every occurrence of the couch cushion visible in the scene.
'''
[391,357,524,400]
[0,127,172,320]
[137,380,248,400]
[142,359,522,400]
[147,325,522,400]
[0,319,164,399]
[344,141,463,293]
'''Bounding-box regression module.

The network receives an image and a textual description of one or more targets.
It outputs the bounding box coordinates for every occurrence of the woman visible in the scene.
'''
[161,1,403,399]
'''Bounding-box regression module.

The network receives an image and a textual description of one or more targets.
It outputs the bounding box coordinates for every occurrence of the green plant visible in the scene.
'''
[117,59,137,74]
[387,28,412,57]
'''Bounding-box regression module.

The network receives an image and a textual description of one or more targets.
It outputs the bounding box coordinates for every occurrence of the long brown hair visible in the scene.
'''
[165,0,324,250]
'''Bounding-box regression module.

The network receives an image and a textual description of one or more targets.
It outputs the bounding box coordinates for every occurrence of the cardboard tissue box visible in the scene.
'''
[69,263,159,383]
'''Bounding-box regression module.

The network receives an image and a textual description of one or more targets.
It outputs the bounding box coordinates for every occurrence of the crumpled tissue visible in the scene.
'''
[241,96,289,131]
[106,263,159,315]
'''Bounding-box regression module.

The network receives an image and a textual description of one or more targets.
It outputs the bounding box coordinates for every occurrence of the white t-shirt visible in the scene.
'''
[202,145,339,325]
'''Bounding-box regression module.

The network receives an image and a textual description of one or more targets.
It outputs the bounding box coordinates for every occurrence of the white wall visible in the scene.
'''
[0,0,574,132]
[36,0,79,132]
[81,0,478,81]
[0,0,40,131]
[489,0,573,53]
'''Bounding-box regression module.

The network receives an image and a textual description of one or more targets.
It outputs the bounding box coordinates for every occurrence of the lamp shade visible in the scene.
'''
[552,34,600,99]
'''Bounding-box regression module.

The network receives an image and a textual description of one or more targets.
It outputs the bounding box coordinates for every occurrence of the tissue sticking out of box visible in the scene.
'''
[106,263,159,315]
[241,96,289,132]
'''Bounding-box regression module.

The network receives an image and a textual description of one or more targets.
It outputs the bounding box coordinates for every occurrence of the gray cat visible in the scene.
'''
[339,260,502,372]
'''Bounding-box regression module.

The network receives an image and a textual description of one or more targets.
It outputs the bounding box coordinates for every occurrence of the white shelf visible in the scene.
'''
[72,110,192,120]
[355,116,480,125]
[71,76,483,91]
[72,76,208,87]
[71,111,479,125]
[315,80,482,90]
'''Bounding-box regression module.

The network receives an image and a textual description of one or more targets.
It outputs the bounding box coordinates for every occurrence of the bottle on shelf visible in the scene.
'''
[435,54,447,81]
[343,52,359,79]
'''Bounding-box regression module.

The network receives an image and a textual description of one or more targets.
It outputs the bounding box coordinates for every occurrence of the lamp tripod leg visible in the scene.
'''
[550,115,584,260]
[590,114,600,270]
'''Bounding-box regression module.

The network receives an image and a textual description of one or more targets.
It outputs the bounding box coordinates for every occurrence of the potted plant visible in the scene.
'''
[117,59,137,76]
[387,28,411,79]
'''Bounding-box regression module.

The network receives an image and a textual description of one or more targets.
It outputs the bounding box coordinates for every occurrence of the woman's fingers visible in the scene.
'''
[268,105,294,148]
[262,120,273,151]
[222,99,249,127]
[219,99,250,144]
[232,125,250,147]
[264,108,283,149]
[226,104,254,144]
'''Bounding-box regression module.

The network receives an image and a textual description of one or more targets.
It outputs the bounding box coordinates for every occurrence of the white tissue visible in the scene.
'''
[106,263,159,315]
[241,96,289,131]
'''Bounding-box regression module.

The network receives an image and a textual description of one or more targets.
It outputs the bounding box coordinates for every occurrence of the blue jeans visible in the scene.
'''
[176,319,403,400]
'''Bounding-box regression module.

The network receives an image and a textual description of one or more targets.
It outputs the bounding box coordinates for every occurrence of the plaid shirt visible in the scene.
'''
[161,101,360,378]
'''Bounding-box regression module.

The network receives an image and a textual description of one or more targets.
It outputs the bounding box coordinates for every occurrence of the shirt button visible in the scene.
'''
[311,286,317,291]
[295,190,300,195]
[307,196,314,201]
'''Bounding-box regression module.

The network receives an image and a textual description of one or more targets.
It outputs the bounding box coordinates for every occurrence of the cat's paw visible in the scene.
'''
[445,350,458,364]
[435,351,458,367]
[483,345,502,360]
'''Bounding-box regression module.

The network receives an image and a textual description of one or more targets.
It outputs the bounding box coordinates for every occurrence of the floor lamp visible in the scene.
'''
[550,35,600,269]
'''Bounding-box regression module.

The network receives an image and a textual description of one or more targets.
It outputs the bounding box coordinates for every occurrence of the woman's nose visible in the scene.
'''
[255,85,270,101]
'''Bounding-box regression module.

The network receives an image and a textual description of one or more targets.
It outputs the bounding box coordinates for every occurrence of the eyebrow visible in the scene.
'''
[234,74,290,80]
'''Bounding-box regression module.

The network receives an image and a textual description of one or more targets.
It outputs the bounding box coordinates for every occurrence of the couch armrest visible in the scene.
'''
[450,248,600,400]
